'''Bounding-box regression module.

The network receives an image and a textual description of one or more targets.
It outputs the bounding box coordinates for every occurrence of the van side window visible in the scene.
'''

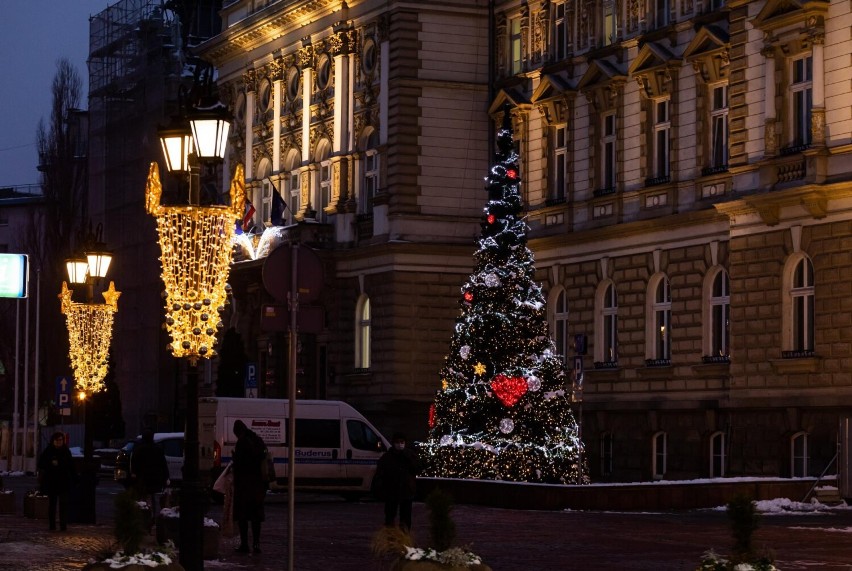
[347,420,382,451]
[161,438,183,458]
[295,419,341,448]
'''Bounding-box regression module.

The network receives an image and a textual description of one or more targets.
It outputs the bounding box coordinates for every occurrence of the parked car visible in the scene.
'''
[114,432,184,488]
[94,447,122,475]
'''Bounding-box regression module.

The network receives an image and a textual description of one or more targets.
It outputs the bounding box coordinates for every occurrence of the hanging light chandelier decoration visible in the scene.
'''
[145,161,245,364]
[59,281,120,394]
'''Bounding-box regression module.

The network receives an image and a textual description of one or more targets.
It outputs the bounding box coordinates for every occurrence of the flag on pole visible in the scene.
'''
[242,201,256,232]
[271,187,287,226]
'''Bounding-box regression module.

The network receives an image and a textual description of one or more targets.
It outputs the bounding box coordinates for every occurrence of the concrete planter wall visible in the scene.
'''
[155,514,220,559]
[0,491,15,515]
[24,493,48,519]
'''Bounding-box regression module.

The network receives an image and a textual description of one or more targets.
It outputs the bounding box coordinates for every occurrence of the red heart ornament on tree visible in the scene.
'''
[490,374,527,407]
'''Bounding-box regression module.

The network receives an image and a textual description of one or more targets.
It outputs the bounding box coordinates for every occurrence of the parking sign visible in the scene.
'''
[56,376,72,416]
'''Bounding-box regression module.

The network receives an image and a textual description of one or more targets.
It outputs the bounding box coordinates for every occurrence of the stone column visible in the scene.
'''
[811,34,825,146]
[762,47,776,157]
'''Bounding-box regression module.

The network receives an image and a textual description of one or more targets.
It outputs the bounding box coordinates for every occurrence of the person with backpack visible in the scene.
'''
[232,419,268,554]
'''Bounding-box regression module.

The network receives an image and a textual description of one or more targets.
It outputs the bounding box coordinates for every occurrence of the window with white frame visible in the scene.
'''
[287,171,300,225]
[653,98,671,179]
[602,112,617,191]
[710,83,728,169]
[603,1,617,46]
[710,431,725,478]
[652,277,672,361]
[601,282,618,364]
[260,178,272,225]
[554,1,567,60]
[510,16,522,75]
[710,269,730,359]
[792,257,815,352]
[355,295,371,369]
[790,55,813,147]
[791,432,808,477]
[553,288,569,364]
[552,125,568,202]
[363,131,380,214]
[654,0,669,27]
[652,431,667,479]
[600,431,613,477]
[319,162,331,222]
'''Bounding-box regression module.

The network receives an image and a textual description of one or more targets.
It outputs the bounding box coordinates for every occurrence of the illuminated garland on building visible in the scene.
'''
[145,162,245,363]
[420,111,586,485]
[59,281,120,394]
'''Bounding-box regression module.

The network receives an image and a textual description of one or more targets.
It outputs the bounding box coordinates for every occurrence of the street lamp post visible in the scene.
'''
[148,96,239,571]
[61,222,119,456]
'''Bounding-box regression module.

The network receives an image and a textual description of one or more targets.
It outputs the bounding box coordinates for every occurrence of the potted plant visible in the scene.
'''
[0,476,14,515]
[83,489,183,570]
[696,495,777,571]
[372,489,491,570]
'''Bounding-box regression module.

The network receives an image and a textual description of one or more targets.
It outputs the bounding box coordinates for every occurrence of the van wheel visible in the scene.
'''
[341,492,361,502]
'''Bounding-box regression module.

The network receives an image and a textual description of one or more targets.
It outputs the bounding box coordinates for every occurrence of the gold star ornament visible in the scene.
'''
[474,362,486,376]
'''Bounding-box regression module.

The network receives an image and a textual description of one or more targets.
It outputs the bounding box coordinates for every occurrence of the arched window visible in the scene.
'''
[709,431,725,478]
[600,431,613,477]
[652,431,667,479]
[791,432,809,477]
[595,281,618,366]
[703,268,730,361]
[550,287,569,364]
[646,274,671,363]
[355,294,371,370]
[782,254,815,356]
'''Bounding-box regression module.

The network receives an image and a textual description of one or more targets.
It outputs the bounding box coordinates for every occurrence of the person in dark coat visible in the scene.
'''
[232,419,267,554]
[37,432,77,531]
[130,429,170,518]
[376,432,420,531]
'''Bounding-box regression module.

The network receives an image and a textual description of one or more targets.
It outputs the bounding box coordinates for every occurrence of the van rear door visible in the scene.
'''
[343,418,386,490]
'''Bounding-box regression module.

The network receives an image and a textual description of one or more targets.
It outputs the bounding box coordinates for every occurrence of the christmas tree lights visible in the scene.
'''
[420,109,586,484]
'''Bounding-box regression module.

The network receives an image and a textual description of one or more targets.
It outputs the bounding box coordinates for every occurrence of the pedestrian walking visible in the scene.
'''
[130,429,170,522]
[37,432,77,532]
[376,432,420,531]
[232,419,267,554]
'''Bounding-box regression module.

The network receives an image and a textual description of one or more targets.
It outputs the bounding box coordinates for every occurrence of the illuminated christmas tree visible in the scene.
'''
[420,110,585,484]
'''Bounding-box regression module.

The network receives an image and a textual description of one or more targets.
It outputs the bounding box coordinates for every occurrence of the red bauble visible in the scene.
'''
[506,168,518,180]
[428,404,436,429]
[490,374,528,407]
[464,291,474,303]
[487,214,496,224]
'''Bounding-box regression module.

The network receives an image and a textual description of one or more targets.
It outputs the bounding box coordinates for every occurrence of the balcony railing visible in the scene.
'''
[593,187,617,198]
[645,358,671,367]
[701,165,728,177]
[781,350,815,359]
[593,361,618,369]
[645,175,671,187]
[702,355,730,364]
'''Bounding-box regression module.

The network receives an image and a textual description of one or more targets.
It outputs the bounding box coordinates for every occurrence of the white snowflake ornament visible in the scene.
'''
[440,435,453,446]
[460,345,471,360]
[484,273,501,287]
[499,418,514,434]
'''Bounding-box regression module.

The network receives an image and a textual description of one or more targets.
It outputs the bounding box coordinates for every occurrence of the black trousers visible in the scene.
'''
[48,491,68,530]
[384,498,413,531]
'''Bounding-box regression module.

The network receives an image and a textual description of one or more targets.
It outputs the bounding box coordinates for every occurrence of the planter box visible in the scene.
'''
[156,514,220,559]
[0,492,15,515]
[84,563,185,571]
[24,494,48,519]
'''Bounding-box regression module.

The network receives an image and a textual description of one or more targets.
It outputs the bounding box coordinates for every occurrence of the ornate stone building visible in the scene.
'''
[199,0,852,482]
[197,0,491,435]
[491,0,852,482]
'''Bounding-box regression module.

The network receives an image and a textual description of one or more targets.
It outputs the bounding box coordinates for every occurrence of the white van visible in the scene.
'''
[198,397,389,496]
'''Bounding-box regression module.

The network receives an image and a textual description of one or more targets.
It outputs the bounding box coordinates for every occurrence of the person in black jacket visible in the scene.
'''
[37,432,77,531]
[376,432,420,531]
[130,429,170,519]
[232,419,267,554]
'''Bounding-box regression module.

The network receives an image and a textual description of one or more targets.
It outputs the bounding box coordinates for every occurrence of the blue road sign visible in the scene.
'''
[245,363,258,389]
[56,376,72,416]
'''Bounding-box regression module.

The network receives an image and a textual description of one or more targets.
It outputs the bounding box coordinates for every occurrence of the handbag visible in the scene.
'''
[213,462,233,494]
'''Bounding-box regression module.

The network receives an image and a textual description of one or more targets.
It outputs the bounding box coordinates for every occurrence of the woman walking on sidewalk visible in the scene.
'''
[37,432,77,531]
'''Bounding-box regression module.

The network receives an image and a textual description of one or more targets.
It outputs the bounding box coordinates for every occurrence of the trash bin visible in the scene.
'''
[69,458,99,524]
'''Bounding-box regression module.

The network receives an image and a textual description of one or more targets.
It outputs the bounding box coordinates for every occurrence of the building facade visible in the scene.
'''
[198,0,491,436]
[197,0,852,482]
[491,0,852,482]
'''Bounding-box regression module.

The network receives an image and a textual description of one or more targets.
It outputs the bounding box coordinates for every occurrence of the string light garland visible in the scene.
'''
[146,162,245,363]
[421,108,586,485]
[60,281,120,394]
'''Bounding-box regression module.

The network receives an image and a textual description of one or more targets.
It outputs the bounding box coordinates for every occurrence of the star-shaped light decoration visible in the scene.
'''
[473,362,486,376]
[442,379,448,390]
